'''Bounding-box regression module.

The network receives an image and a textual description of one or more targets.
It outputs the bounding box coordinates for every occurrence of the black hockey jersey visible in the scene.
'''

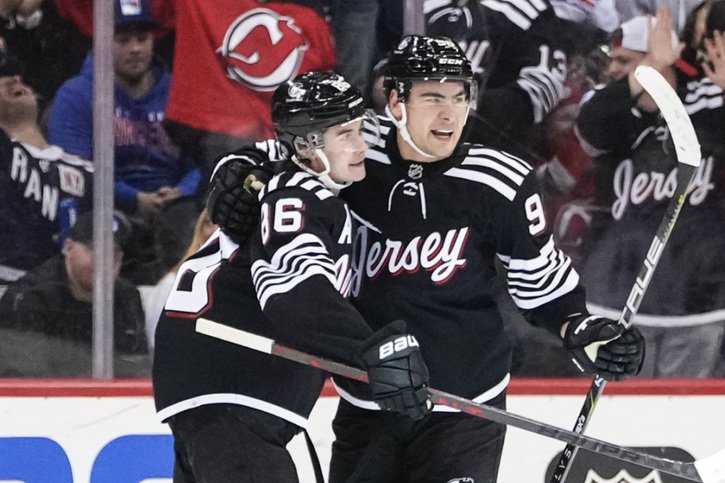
[152,166,374,426]
[575,73,725,325]
[0,130,93,282]
[423,0,579,159]
[335,116,587,407]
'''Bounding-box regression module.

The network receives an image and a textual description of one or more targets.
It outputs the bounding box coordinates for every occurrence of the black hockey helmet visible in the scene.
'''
[272,71,367,150]
[383,35,475,103]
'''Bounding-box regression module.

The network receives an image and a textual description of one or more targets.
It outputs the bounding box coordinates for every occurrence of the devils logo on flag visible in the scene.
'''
[217,8,309,91]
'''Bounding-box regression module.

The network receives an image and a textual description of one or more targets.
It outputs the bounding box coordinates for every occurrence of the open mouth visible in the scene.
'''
[431,129,454,141]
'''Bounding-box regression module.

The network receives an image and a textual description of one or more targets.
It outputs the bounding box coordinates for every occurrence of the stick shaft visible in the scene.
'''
[195,318,704,482]
[551,164,697,482]
[550,64,702,482]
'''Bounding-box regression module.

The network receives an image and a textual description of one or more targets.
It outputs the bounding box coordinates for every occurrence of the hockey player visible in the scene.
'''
[151,71,431,482]
[207,36,646,482]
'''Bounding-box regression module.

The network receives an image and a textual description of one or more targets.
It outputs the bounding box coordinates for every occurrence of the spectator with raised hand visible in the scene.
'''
[0,211,149,377]
[47,0,201,285]
[0,38,93,285]
[576,5,725,378]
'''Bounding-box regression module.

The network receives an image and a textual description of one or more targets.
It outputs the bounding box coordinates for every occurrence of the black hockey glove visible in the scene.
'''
[564,314,645,381]
[361,321,432,420]
[206,148,273,245]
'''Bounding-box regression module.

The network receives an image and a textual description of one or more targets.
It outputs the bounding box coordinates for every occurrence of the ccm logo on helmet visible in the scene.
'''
[379,335,420,359]
[439,58,464,65]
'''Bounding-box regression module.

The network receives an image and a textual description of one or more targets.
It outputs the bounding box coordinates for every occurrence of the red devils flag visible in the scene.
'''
[167,0,336,140]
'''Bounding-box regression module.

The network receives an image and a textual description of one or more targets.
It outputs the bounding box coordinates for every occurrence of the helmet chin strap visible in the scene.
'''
[291,149,351,192]
[385,103,436,159]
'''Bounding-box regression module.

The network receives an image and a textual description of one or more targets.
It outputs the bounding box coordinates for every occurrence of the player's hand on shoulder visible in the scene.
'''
[360,320,432,420]
[562,314,645,381]
[206,147,275,245]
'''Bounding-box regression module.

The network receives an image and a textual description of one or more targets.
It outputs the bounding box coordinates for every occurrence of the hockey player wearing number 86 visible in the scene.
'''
[151,71,431,483]
[206,35,646,483]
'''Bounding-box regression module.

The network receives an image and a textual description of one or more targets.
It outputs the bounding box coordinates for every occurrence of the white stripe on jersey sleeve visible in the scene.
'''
[261,172,336,201]
[467,148,532,174]
[444,148,532,199]
[481,0,548,30]
[444,167,518,200]
[252,233,337,310]
[460,157,525,185]
[367,147,392,165]
[684,78,724,114]
[500,236,580,309]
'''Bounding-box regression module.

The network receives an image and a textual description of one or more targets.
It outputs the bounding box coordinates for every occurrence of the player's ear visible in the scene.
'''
[388,89,403,120]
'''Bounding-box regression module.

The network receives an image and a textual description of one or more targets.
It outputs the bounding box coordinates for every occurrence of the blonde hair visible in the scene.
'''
[173,208,217,273]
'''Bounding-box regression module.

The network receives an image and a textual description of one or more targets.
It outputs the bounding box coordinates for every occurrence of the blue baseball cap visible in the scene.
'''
[115,0,156,30]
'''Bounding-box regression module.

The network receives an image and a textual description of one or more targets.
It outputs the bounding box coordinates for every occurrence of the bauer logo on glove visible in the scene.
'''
[379,334,420,360]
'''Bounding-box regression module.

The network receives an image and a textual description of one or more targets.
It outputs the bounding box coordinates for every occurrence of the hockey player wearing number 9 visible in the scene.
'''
[206,36,646,483]
[151,71,432,483]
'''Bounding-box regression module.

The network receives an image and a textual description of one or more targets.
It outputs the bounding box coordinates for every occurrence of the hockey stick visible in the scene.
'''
[549,64,703,483]
[194,318,725,482]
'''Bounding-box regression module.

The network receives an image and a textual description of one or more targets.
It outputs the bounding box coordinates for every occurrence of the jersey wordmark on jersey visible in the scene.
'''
[335,116,585,405]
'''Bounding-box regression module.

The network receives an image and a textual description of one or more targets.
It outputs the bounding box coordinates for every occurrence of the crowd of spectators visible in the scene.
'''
[0,0,723,378]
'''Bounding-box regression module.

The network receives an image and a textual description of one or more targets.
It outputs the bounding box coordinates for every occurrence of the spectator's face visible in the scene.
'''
[64,240,122,302]
[0,75,37,123]
[544,102,578,152]
[390,80,469,162]
[607,47,645,81]
[113,27,154,83]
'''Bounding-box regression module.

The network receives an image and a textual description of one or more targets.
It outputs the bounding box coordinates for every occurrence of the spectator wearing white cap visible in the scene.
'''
[607,13,680,82]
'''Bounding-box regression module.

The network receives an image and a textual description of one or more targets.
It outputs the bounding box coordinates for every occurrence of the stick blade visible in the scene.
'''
[695,447,725,483]
[634,65,701,167]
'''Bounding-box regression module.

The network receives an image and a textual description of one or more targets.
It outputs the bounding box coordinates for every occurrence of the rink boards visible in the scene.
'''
[0,378,723,482]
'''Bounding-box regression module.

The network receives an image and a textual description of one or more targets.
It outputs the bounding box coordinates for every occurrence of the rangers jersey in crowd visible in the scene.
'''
[0,130,93,283]
[152,163,374,426]
[576,72,725,326]
[334,116,587,407]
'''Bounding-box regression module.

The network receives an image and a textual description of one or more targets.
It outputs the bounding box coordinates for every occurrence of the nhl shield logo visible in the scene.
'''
[408,163,423,179]
[585,469,663,483]
[446,478,474,483]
